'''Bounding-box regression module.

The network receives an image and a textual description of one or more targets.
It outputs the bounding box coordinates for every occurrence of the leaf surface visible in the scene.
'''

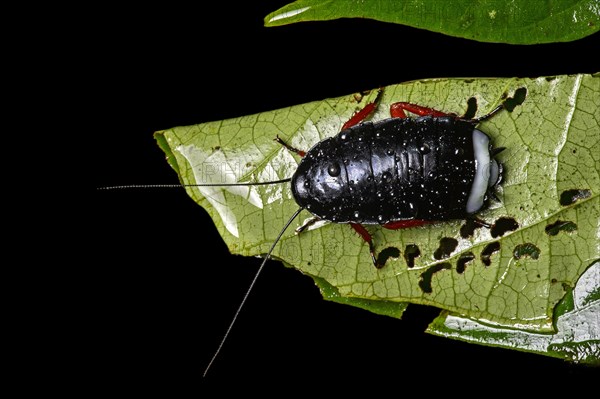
[156,73,599,358]
[264,0,600,44]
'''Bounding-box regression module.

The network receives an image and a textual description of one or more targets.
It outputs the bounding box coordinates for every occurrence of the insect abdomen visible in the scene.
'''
[337,117,478,224]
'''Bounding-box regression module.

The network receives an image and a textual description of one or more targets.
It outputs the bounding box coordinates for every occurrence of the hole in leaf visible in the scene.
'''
[513,243,540,260]
[376,247,400,267]
[559,189,591,206]
[434,237,459,260]
[481,242,501,266]
[460,218,487,238]
[490,217,519,238]
[404,244,421,268]
[456,252,475,274]
[419,263,451,294]
[545,220,578,236]
[463,97,478,119]
[503,87,527,112]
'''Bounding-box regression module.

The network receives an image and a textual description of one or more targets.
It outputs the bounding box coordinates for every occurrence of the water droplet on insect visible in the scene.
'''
[382,172,392,182]
[304,181,310,188]
[341,133,347,140]
[306,204,312,209]
[419,143,431,154]
[358,137,363,142]
[354,211,360,218]
[366,176,373,182]
[386,149,394,156]
[376,132,381,137]
[377,192,383,198]
[455,148,464,156]
[377,215,384,222]
[328,163,341,177]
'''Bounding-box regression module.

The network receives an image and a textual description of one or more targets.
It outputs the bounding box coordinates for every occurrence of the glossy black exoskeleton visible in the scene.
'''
[291,114,503,225]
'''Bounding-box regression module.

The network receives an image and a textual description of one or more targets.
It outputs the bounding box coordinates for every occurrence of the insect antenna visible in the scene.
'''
[97,178,292,190]
[203,207,304,377]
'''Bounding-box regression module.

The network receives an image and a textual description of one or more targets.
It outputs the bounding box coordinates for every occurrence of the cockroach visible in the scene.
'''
[101,89,506,375]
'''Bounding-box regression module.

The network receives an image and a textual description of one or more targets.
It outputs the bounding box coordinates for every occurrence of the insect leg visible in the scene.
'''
[274,135,306,157]
[389,102,451,118]
[383,220,431,229]
[350,223,380,268]
[341,88,384,130]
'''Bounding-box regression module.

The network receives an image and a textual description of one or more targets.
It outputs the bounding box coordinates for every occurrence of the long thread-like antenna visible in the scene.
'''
[97,178,292,190]
[202,207,304,377]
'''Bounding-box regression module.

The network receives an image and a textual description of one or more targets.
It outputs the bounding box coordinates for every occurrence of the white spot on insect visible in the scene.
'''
[466,129,493,214]
[267,6,311,23]
[177,144,265,238]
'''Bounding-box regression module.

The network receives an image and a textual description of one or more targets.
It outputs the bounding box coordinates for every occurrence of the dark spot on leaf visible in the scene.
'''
[503,87,527,112]
[545,76,557,82]
[213,146,221,151]
[513,243,540,260]
[545,220,578,236]
[245,162,254,168]
[376,247,400,268]
[434,237,459,260]
[562,282,572,291]
[559,189,591,206]
[551,278,558,284]
[463,97,478,119]
[481,242,501,266]
[460,218,488,238]
[307,261,311,266]
[491,217,519,238]
[404,244,421,268]
[419,263,451,294]
[456,252,475,274]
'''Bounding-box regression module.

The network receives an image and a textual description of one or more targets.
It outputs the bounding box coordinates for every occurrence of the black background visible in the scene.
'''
[94,1,598,390]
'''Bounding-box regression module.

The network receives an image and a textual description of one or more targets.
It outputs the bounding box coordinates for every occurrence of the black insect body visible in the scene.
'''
[292,116,502,225]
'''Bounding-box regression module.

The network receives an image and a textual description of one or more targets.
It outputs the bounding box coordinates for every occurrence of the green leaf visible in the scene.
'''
[155,73,600,359]
[264,0,600,44]
[426,260,600,365]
